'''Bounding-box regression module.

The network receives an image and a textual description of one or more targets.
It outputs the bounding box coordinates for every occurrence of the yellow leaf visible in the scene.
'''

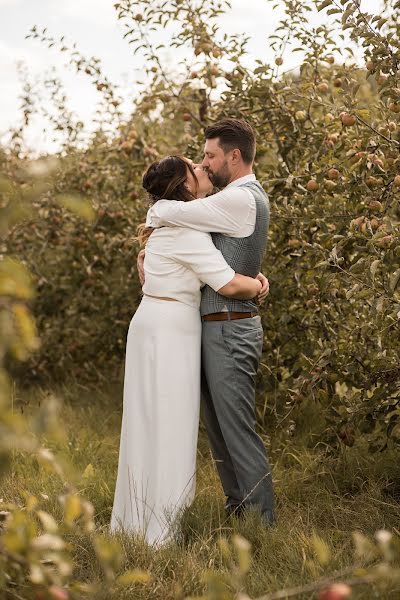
[117,569,152,586]
[82,463,95,479]
[0,258,35,300]
[311,534,331,566]
[233,534,252,574]
[26,495,39,512]
[64,494,82,525]
[37,510,59,533]
[12,303,40,354]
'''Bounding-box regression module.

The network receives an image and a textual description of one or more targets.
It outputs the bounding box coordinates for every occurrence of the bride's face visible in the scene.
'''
[185,164,213,198]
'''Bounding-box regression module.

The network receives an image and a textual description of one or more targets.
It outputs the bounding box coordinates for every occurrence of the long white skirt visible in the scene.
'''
[110,296,201,545]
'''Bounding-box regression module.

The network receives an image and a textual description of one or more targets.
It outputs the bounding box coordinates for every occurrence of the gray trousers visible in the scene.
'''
[201,315,275,524]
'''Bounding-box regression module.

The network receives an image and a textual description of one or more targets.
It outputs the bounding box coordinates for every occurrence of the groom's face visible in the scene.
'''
[202,138,232,189]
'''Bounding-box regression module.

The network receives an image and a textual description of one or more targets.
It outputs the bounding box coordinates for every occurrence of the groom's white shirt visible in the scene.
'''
[145,174,256,238]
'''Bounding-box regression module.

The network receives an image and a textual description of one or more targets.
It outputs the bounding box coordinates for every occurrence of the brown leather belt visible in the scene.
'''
[202,311,258,322]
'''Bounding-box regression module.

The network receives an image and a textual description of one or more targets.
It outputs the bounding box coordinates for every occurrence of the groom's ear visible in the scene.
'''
[231,148,241,164]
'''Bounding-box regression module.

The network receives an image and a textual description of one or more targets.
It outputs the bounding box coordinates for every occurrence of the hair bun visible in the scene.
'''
[142,162,160,194]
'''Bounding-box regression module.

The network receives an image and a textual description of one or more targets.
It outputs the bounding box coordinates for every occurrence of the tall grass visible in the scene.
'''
[2,384,400,599]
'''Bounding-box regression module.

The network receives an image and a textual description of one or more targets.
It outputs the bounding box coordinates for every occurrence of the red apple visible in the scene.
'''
[306,179,319,191]
[327,168,341,180]
[318,583,351,600]
[340,113,356,126]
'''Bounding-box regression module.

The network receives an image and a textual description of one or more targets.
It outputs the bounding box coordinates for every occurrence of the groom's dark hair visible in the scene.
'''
[204,118,256,165]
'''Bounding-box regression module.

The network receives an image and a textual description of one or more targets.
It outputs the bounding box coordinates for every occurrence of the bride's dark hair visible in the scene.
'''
[143,155,198,202]
[137,155,199,247]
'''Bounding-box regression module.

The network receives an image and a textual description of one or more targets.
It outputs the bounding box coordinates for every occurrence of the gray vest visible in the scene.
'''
[200,179,269,316]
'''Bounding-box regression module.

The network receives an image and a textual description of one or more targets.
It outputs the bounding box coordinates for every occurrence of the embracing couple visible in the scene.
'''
[110,118,275,545]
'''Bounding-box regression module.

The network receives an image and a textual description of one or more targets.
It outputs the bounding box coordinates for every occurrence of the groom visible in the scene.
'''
[143,118,275,524]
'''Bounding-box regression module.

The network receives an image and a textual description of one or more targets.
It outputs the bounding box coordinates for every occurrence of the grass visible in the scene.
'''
[2,383,400,599]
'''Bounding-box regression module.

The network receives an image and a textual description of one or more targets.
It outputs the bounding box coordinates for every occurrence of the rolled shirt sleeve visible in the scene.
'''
[172,230,235,291]
[145,187,256,238]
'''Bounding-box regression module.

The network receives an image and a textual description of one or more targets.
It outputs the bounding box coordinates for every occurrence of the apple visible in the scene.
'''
[318,81,329,93]
[370,218,380,231]
[377,73,389,85]
[306,179,319,191]
[393,175,400,186]
[366,176,380,187]
[388,121,397,132]
[275,57,283,66]
[295,110,307,121]
[340,113,356,126]
[120,141,133,151]
[368,200,383,212]
[389,102,400,113]
[373,158,385,169]
[325,133,339,147]
[182,113,192,121]
[49,586,69,600]
[350,216,364,230]
[375,235,393,248]
[307,284,319,296]
[333,78,342,87]
[143,146,157,158]
[318,583,351,600]
[327,168,341,180]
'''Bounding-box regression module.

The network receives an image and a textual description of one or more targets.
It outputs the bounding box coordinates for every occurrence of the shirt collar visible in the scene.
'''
[225,174,256,189]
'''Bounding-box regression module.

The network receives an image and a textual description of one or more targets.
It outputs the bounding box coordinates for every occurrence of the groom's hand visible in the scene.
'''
[137,249,145,286]
[256,273,269,304]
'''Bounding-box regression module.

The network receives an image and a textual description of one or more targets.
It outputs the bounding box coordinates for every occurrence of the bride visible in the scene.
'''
[110,156,263,545]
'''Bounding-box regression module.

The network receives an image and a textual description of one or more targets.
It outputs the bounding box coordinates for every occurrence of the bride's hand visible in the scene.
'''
[256,273,269,304]
[137,249,145,286]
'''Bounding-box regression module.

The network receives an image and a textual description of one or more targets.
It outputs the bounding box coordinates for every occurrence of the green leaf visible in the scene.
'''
[389,269,400,294]
[56,194,96,222]
[370,260,380,282]
[311,534,331,566]
[318,0,332,11]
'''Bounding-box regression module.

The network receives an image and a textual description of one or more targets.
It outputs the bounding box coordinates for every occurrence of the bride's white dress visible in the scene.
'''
[110,226,234,545]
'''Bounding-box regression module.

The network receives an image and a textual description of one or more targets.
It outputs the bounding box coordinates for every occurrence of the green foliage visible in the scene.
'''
[0,160,149,600]
[2,388,400,599]
[6,0,399,452]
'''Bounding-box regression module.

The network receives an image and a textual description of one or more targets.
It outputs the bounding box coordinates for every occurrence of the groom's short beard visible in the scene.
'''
[208,161,231,189]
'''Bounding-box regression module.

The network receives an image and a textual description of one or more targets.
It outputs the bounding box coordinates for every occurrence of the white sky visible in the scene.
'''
[0,0,381,153]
